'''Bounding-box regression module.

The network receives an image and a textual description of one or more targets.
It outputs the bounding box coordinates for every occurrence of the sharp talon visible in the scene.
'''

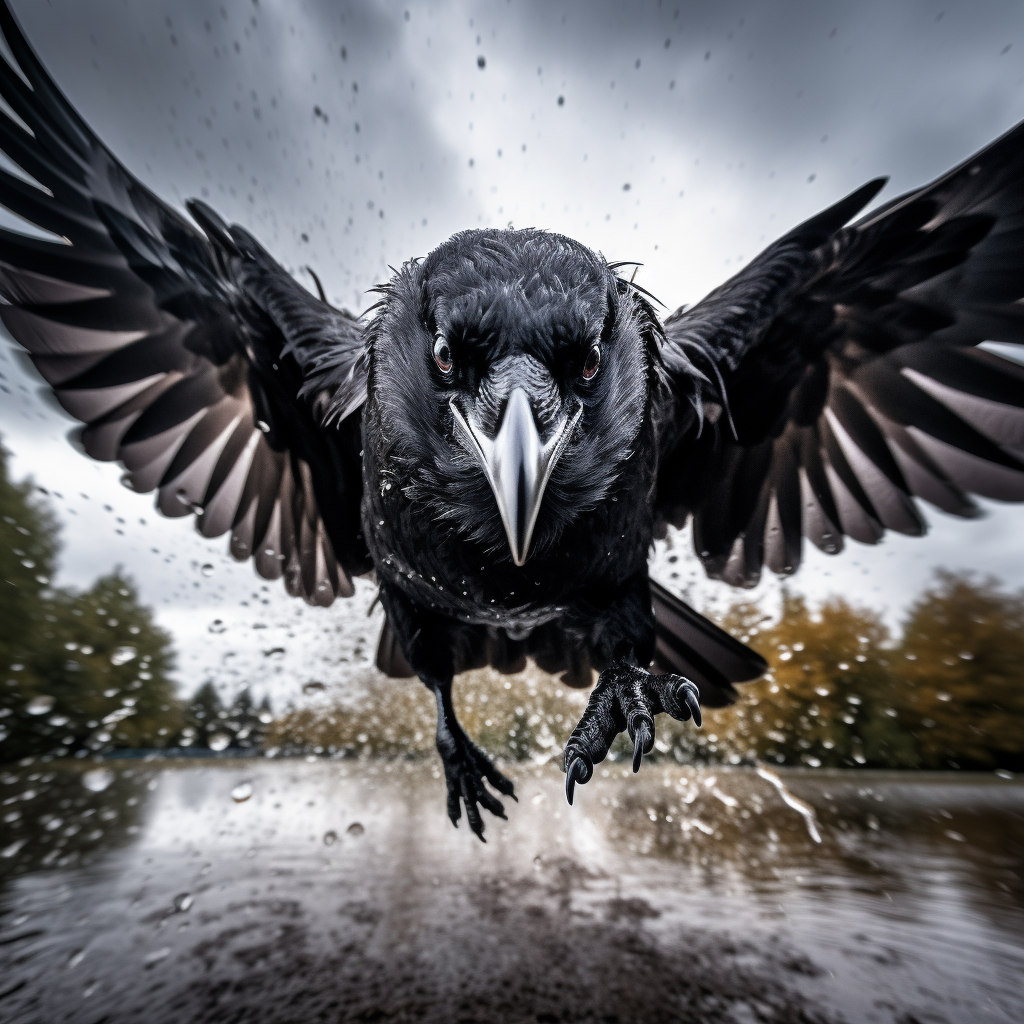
[632,719,652,773]
[683,686,702,728]
[565,756,585,805]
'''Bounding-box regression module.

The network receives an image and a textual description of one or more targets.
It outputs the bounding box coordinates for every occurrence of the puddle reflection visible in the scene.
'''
[1,761,1022,1023]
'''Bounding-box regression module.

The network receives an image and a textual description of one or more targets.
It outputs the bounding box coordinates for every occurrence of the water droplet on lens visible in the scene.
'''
[201,563,214,577]
[208,732,231,752]
[173,892,193,913]
[231,781,253,802]
[346,822,364,836]
[208,619,227,634]
[302,680,326,694]
[82,768,114,792]
[110,645,137,666]
[323,829,338,845]
[26,695,55,715]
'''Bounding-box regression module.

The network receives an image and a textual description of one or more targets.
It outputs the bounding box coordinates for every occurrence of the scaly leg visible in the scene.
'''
[431,677,516,841]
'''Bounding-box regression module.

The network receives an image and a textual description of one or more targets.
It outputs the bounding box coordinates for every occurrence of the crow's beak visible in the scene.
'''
[451,389,581,566]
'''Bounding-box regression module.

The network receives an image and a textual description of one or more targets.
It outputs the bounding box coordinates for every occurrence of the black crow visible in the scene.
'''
[1,6,1023,839]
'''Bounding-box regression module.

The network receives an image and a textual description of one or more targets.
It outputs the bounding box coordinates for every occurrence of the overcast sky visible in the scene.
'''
[1,0,1023,704]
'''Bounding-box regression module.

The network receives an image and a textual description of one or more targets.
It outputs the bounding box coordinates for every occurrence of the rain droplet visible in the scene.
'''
[323,829,338,846]
[110,646,137,667]
[26,695,55,715]
[208,732,231,752]
[201,563,214,577]
[173,892,193,913]
[143,947,170,966]
[302,681,326,694]
[346,821,365,836]
[208,619,227,634]
[82,768,115,792]
[2,839,27,858]
[958,651,974,661]
[231,781,253,802]
[257,420,271,433]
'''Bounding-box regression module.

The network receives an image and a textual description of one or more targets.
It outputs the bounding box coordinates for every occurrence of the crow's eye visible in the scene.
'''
[433,335,454,375]
[582,344,601,381]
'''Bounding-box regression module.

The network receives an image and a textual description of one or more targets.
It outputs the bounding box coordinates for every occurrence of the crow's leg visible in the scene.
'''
[376,581,516,839]
[563,663,701,804]
[429,677,517,841]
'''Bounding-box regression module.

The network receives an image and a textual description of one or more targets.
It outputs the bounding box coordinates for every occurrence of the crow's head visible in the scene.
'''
[368,228,660,565]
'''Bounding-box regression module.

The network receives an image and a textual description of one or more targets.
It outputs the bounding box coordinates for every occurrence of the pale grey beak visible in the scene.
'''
[451,389,582,566]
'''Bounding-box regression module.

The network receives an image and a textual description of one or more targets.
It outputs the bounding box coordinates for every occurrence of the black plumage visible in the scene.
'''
[1,5,1023,836]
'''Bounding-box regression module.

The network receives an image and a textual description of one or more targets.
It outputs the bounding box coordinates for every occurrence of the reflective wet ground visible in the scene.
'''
[1,760,1022,1024]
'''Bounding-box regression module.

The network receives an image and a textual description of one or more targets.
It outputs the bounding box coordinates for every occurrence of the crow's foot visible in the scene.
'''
[563,664,701,804]
[437,722,516,842]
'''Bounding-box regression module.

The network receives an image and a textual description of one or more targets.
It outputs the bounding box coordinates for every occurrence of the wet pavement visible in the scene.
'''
[1,760,1022,1023]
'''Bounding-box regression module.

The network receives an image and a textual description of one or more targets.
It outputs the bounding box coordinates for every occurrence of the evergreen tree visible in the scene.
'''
[182,680,227,748]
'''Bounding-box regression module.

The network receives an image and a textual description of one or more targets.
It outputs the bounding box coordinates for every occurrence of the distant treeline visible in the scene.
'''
[3,436,1022,770]
[269,572,1024,773]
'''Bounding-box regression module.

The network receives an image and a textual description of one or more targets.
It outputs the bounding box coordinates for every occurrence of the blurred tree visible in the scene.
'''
[2,570,180,760]
[228,686,263,749]
[182,680,226,748]
[714,590,915,768]
[181,682,273,750]
[893,571,1024,771]
[0,439,58,683]
[0,440,180,761]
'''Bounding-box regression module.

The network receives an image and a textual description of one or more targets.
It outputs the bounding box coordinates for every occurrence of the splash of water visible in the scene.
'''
[755,765,822,843]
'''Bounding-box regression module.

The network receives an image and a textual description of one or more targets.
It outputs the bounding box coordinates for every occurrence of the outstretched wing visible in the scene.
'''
[0,4,371,604]
[656,120,1024,587]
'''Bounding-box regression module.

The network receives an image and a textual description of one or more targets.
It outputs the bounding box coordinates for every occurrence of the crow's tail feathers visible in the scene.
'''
[650,579,767,707]
[375,579,767,707]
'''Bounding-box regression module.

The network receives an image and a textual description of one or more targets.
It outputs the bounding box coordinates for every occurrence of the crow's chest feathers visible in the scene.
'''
[365,491,651,636]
